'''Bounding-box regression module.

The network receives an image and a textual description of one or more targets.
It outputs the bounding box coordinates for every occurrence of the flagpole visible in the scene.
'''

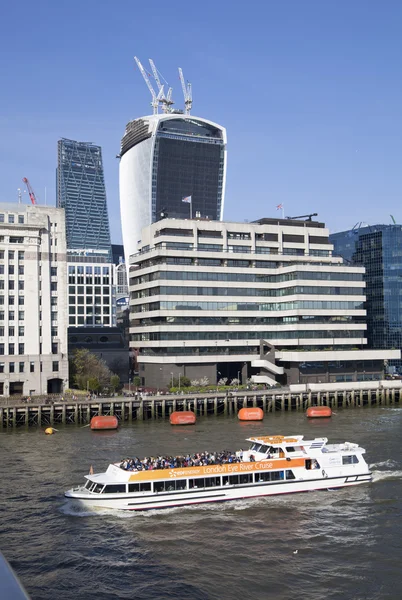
[282,205,284,219]
[190,198,192,220]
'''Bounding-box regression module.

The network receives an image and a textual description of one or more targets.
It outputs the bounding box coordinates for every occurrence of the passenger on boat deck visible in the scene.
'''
[119,450,242,471]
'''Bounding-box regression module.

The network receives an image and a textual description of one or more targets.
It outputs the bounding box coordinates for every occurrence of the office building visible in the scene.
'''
[0,203,68,395]
[67,253,116,327]
[119,114,227,260]
[128,217,399,388]
[331,224,402,364]
[57,138,112,260]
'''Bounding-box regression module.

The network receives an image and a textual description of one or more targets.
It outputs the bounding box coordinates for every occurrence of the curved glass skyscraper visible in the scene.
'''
[119,114,227,260]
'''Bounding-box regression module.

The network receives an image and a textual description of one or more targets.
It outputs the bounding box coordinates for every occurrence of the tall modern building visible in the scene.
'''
[57,138,112,261]
[331,224,402,364]
[128,217,399,389]
[119,114,227,260]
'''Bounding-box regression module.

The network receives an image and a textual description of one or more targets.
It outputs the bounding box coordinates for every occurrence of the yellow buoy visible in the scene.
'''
[45,427,55,435]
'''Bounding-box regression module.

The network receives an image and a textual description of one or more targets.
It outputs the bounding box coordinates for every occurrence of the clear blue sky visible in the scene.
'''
[1,0,401,242]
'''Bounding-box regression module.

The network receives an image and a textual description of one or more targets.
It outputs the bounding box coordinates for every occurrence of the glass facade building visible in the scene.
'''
[119,114,227,261]
[331,225,402,361]
[57,139,112,260]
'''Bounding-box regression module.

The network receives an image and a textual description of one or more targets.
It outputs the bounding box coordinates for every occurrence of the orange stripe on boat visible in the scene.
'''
[128,458,306,482]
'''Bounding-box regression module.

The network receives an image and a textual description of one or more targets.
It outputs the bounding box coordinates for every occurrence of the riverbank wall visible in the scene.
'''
[1,381,401,428]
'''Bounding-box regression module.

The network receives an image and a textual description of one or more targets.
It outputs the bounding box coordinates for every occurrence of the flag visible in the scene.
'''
[182,196,192,203]
[276,204,283,210]
[89,465,94,475]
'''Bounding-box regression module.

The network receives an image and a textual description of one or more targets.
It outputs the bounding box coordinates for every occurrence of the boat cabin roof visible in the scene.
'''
[247,435,305,446]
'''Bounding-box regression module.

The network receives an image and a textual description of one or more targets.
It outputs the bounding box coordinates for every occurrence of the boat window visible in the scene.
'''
[84,480,92,489]
[189,478,205,489]
[89,482,98,492]
[175,480,187,490]
[342,455,359,465]
[103,484,126,494]
[154,481,176,493]
[305,459,312,470]
[285,470,296,480]
[239,474,253,484]
[259,445,268,454]
[93,483,104,494]
[286,447,295,452]
[205,477,221,488]
[256,471,284,482]
[250,443,261,452]
[140,483,151,492]
[128,483,140,493]
[222,475,240,486]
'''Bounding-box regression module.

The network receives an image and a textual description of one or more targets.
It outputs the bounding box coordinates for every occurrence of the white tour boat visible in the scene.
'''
[64,435,372,511]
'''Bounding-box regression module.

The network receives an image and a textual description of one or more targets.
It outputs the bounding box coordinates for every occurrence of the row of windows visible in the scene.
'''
[0,281,24,290]
[0,326,25,336]
[69,316,111,325]
[0,297,25,305]
[153,241,330,257]
[0,214,25,224]
[68,266,110,275]
[68,277,110,285]
[136,256,338,270]
[69,306,110,315]
[0,311,25,321]
[132,330,367,342]
[0,360,59,373]
[0,266,25,275]
[0,343,25,355]
[0,251,25,260]
[68,286,110,295]
[139,345,359,356]
[136,315,365,327]
[89,470,295,494]
[68,296,110,305]
[132,270,363,286]
[133,286,364,299]
[133,300,365,313]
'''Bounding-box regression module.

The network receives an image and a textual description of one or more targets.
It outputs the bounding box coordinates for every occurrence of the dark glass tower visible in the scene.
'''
[57,138,112,260]
[331,225,402,363]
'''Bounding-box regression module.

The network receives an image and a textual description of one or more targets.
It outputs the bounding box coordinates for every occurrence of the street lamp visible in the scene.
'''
[237,370,241,384]
[179,373,181,392]
[171,372,174,389]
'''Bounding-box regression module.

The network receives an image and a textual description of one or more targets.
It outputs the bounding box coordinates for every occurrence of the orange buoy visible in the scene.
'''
[90,415,119,430]
[238,407,264,421]
[169,411,196,425]
[306,406,332,418]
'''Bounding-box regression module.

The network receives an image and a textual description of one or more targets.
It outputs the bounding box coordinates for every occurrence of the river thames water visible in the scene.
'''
[1,407,402,600]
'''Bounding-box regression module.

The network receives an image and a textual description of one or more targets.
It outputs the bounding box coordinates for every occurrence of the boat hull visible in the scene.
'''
[65,472,372,511]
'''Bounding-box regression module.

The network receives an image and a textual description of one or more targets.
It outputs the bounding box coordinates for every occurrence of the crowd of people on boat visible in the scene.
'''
[119,450,244,471]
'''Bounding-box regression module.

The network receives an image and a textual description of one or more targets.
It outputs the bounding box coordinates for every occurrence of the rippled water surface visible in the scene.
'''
[1,407,402,600]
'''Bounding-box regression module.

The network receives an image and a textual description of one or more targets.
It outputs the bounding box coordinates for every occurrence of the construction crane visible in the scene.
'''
[178,67,192,115]
[286,213,318,221]
[22,177,37,205]
[134,56,164,115]
[148,59,174,113]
